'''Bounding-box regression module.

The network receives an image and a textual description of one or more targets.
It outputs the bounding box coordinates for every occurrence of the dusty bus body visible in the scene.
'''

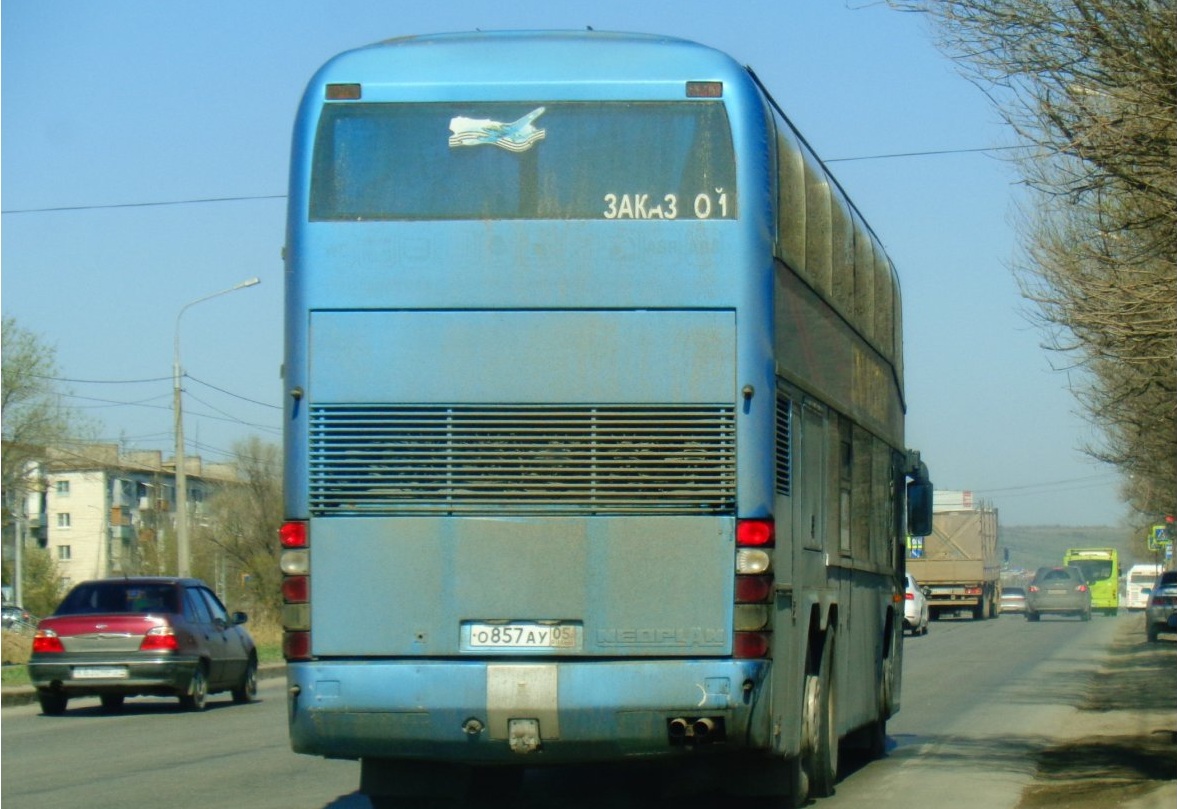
[279,31,933,807]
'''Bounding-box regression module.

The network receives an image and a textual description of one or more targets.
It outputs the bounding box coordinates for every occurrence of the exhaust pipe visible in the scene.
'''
[692,717,716,739]
[668,717,690,739]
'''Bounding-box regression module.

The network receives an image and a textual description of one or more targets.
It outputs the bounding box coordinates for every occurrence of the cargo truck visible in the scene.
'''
[906,493,1001,620]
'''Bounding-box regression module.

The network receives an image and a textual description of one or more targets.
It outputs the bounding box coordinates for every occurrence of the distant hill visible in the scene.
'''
[1000,525,1143,580]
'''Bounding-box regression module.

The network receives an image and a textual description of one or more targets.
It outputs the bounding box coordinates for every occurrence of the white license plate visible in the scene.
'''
[465,623,580,650]
[73,666,129,680]
[1047,589,1068,596]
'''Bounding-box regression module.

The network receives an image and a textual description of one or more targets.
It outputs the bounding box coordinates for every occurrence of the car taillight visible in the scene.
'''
[140,626,180,652]
[1028,585,1039,593]
[281,519,311,661]
[735,518,773,659]
[32,629,64,653]
[905,592,915,601]
[1077,584,1089,592]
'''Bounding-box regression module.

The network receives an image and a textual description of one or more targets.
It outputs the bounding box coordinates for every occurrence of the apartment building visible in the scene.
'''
[21,444,237,588]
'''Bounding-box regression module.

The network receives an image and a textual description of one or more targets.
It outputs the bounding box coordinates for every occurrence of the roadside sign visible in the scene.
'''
[1148,524,1173,552]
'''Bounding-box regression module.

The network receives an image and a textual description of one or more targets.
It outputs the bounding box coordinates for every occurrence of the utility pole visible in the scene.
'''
[173,277,260,577]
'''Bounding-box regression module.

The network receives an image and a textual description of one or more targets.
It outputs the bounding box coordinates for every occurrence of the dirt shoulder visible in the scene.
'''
[1018,613,1177,808]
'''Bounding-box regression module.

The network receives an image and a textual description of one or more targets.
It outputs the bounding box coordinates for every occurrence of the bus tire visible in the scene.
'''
[783,755,810,809]
[803,631,838,797]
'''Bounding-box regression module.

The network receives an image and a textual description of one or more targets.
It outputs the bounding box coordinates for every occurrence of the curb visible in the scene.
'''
[2,662,286,708]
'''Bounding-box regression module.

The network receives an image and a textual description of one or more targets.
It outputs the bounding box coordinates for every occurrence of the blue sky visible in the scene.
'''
[1,1,1123,525]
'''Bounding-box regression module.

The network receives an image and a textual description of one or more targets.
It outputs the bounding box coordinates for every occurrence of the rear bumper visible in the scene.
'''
[1026,598,1089,614]
[287,658,769,763]
[28,654,200,697]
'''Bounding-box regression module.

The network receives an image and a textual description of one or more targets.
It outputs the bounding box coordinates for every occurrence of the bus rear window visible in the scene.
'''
[309,101,736,221]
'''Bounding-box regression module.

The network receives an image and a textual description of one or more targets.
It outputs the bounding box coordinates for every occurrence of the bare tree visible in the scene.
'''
[2,317,94,601]
[2,318,80,495]
[192,436,283,621]
[889,0,1177,522]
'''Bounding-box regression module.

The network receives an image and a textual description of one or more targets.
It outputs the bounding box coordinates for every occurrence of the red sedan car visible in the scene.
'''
[29,577,257,715]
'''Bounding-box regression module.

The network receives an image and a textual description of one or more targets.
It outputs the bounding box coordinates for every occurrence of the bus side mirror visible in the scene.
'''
[907,478,933,537]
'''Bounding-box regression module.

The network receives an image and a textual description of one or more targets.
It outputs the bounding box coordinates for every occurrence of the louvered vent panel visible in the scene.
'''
[775,395,792,496]
[309,404,736,515]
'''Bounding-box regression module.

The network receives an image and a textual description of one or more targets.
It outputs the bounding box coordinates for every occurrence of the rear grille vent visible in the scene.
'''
[309,404,736,515]
[775,395,792,497]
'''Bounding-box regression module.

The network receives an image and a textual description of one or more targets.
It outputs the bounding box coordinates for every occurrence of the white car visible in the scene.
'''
[904,573,930,636]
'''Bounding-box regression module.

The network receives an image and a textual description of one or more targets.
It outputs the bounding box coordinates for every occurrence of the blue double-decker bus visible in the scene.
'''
[280,31,932,807]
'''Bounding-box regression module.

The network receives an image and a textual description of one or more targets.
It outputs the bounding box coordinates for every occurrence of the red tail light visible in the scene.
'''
[33,630,64,654]
[735,575,773,603]
[733,631,770,658]
[280,520,308,548]
[284,630,311,661]
[737,519,775,547]
[281,520,311,661]
[1077,584,1089,592]
[734,518,774,658]
[282,575,309,603]
[1028,585,1039,593]
[905,591,915,600]
[139,626,180,652]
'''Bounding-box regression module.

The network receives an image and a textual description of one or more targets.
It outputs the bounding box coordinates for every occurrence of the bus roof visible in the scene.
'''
[308,31,749,97]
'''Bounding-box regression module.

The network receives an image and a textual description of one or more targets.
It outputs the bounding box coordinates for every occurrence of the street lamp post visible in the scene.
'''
[173,277,260,577]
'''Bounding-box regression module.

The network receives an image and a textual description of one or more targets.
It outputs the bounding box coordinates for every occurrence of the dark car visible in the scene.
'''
[2,604,36,631]
[1145,571,1177,643]
[28,577,257,715]
[1026,566,1092,622]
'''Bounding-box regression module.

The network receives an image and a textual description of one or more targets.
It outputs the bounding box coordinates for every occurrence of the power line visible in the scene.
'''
[826,144,1026,163]
[973,473,1118,494]
[34,372,173,385]
[187,374,281,410]
[0,143,1031,216]
[1,194,286,215]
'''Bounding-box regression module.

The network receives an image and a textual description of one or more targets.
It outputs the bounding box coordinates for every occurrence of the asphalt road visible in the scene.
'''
[0,611,1165,808]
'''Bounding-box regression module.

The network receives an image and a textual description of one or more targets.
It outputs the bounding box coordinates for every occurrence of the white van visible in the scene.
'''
[1125,563,1163,610]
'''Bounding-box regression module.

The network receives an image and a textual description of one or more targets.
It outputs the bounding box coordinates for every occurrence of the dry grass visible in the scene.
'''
[2,630,32,665]
[1,630,34,687]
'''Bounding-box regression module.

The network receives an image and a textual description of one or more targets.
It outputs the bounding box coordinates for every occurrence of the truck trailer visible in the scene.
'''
[907,493,1001,620]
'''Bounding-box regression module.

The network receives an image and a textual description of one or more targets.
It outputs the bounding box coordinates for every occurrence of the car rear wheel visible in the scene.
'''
[38,690,68,716]
[232,657,258,704]
[180,665,208,711]
[100,694,125,712]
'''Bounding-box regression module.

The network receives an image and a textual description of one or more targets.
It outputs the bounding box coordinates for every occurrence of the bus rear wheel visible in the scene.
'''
[802,632,838,797]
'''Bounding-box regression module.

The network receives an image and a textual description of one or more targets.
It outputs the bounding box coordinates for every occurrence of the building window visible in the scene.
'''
[56,480,71,495]
[57,545,72,561]
[56,513,72,529]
